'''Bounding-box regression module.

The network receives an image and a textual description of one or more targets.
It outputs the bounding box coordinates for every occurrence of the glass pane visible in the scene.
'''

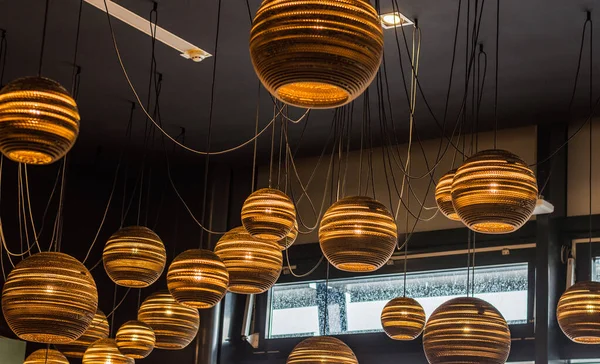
[267,263,529,339]
[594,257,600,282]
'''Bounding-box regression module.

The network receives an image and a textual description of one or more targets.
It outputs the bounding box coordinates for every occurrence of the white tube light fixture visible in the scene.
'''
[84,0,211,62]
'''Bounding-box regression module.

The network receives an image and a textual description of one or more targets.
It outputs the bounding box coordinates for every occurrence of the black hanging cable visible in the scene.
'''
[0,30,7,87]
[71,0,84,94]
[466,230,471,297]
[589,13,594,279]
[268,104,277,188]
[199,0,222,249]
[251,83,261,193]
[110,284,118,337]
[472,232,476,296]
[38,0,51,76]
[493,0,499,148]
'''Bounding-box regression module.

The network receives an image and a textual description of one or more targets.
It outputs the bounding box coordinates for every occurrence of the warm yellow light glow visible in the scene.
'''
[24,349,69,364]
[380,297,425,341]
[82,338,133,364]
[250,0,384,108]
[56,310,110,358]
[116,320,155,359]
[241,188,296,241]
[557,281,600,344]
[0,77,80,165]
[379,11,413,29]
[287,336,358,364]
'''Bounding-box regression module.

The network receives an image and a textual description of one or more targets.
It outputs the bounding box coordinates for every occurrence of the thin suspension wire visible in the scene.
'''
[589,14,594,278]
[251,83,261,192]
[0,30,7,86]
[493,0,499,148]
[199,0,222,250]
[38,0,50,76]
[71,0,84,94]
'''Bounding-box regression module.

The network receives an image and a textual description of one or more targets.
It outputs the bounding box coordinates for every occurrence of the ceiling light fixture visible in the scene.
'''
[84,0,211,62]
[379,11,413,29]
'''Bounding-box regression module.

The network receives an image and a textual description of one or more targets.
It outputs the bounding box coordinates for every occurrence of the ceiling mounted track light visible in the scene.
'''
[250,0,384,108]
[451,149,538,234]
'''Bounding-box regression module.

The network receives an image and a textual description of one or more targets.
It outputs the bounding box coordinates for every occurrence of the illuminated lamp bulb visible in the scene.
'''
[557,280,600,344]
[167,249,230,309]
[138,291,200,350]
[56,310,110,358]
[116,320,156,359]
[250,0,383,109]
[1,252,98,344]
[287,336,358,364]
[435,169,460,221]
[319,196,398,272]
[214,226,282,294]
[451,149,538,234]
[103,226,167,288]
[24,349,69,364]
[0,77,80,164]
[380,297,425,340]
[82,338,133,364]
[423,297,511,364]
[241,188,296,241]
[278,220,298,250]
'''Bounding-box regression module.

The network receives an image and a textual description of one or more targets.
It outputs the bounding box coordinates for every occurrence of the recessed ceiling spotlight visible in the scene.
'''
[84,0,211,62]
[379,11,413,29]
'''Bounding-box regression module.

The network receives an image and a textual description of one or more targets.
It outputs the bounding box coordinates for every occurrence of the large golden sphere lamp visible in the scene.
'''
[56,310,110,358]
[241,188,296,241]
[380,297,426,340]
[250,0,384,109]
[0,77,80,164]
[278,220,299,250]
[423,297,511,364]
[82,338,133,364]
[167,249,230,309]
[138,290,200,350]
[287,336,358,364]
[435,169,460,221]
[557,280,600,344]
[116,320,156,359]
[24,349,69,364]
[1,252,98,344]
[103,226,167,288]
[319,196,398,272]
[451,149,538,234]
[214,226,282,294]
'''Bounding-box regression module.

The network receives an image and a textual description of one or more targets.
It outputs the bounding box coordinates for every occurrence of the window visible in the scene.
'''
[267,263,529,339]
[594,257,600,282]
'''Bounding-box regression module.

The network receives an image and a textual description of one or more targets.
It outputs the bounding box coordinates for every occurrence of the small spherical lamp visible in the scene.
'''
[0,77,80,165]
[24,349,69,364]
[287,336,358,364]
[278,220,298,250]
[557,280,600,344]
[241,188,296,241]
[215,226,282,294]
[319,196,398,272]
[82,338,133,364]
[250,0,384,109]
[435,169,460,221]
[138,291,200,350]
[116,320,156,359]
[167,249,230,309]
[56,310,110,358]
[451,149,538,234]
[1,252,98,344]
[380,297,425,340]
[103,226,167,288]
[423,297,511,364]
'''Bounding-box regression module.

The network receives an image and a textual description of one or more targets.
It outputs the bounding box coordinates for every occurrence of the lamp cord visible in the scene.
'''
[251,83,261,193]
[71,0,84,94]
[38,0,50,76]
[199,0,222,250]
[0,30,7,87]
[493,0,499,149]
[589,13,594,279]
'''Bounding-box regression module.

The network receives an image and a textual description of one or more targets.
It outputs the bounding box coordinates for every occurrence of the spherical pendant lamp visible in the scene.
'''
[56,310,110,358]
[423,297,511,364]
[435,169,460,221]
[116,320,156,359]
[138,291,200,350]
[1,252,98,344]
[451,149,538,234]
[167,249,230,309]
[278,220,298,250]
[380,297,426,341]
[214,226,282,294]
[250,0,384,109]
[103,226,167,288]
[241,188,296,241]
[557,280,600,344]
[319,196,398,272]
[287,336,358,364]
[0,77,80,165]
[82,338,133,364]
[24,349,69,364]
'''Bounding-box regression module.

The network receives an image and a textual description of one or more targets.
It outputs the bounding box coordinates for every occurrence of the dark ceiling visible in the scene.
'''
[0,0,596,165]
